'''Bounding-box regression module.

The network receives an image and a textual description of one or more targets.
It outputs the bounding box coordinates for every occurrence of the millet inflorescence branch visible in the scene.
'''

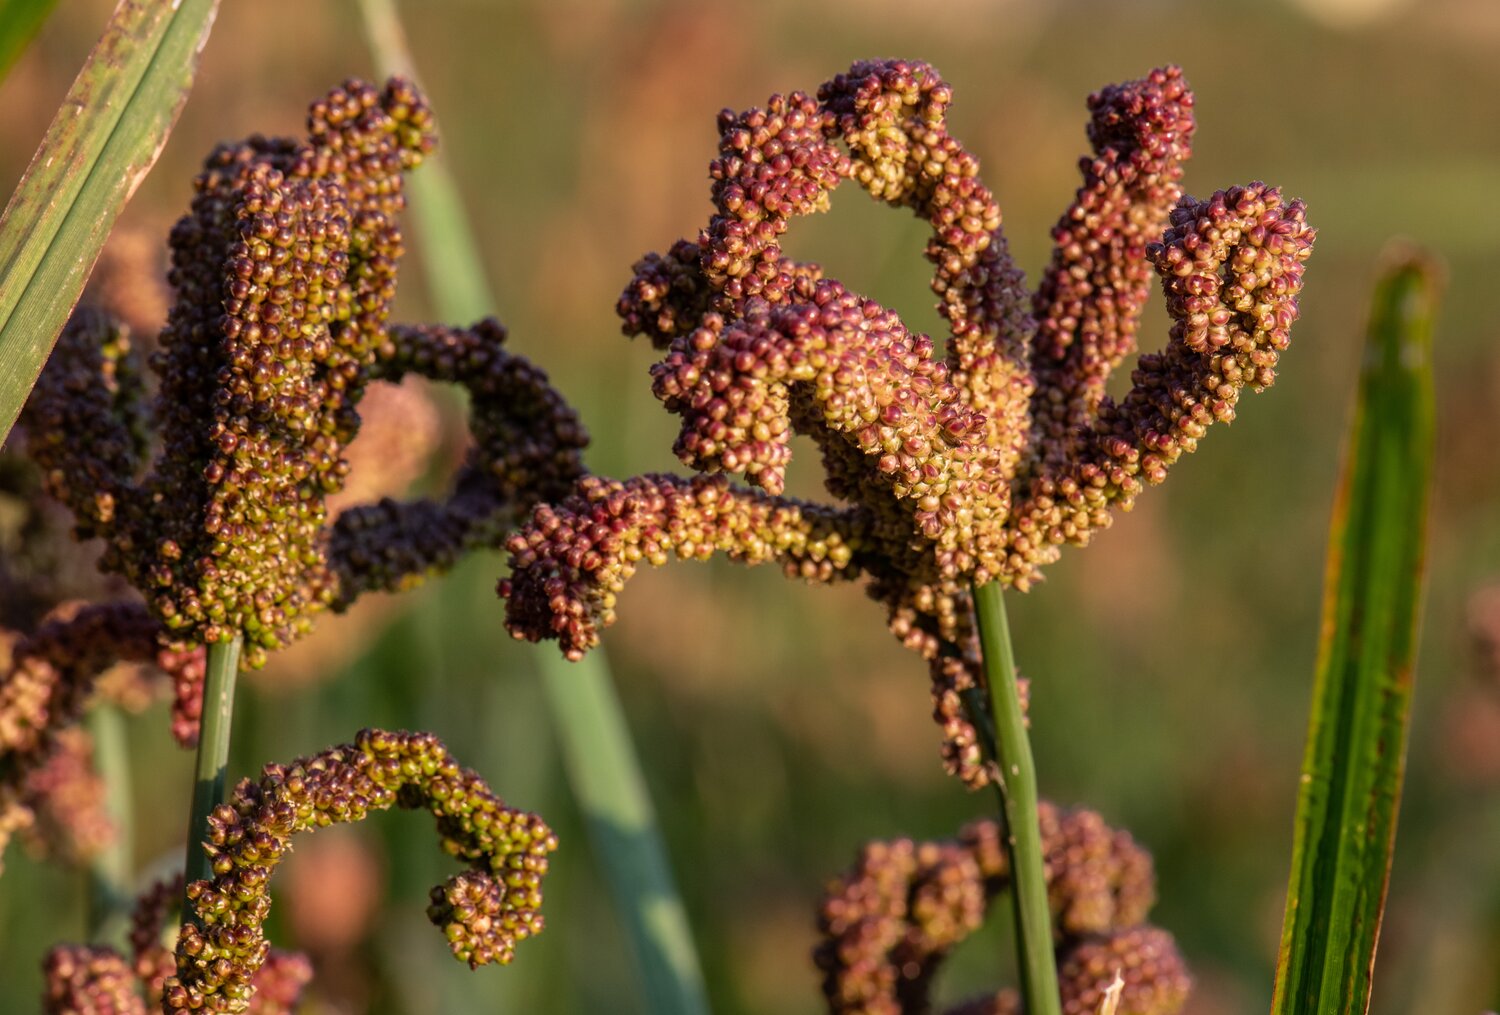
[39,729,552,1014]
[160,729,555,1012]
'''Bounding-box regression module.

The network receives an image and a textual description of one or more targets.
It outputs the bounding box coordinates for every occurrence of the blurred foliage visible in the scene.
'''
[2,1,1498,1013]
[0,0,57,81]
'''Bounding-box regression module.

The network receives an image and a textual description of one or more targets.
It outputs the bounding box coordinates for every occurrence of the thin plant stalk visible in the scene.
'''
[181,635,241,908]
[353,3,711,1010]
[538,649,711,1015]
[84,703,133,936]
[972,580,1062,1015]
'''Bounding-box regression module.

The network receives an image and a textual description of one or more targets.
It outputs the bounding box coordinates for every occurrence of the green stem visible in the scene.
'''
[84,703,133,937]
[537,649,711,1015]
[971,581,1061,1015]
[181,635,240,908]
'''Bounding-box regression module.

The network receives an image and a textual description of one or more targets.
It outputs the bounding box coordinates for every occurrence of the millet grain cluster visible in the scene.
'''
[21,78,587,668]
[502,60,1314,786]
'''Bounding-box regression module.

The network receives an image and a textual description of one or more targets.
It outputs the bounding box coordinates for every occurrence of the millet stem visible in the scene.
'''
[972,580,1062,1015]
[181,634,240,916]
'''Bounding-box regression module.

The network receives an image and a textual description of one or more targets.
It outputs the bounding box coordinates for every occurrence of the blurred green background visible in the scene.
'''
[2,0,1499,1012]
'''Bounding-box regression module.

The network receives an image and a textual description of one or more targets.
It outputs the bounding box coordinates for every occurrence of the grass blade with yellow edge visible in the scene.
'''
[1271,253,1438,1015]
[0,0,220,444]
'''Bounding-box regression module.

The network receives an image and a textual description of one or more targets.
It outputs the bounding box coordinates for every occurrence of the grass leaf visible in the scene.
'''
[0,0,59,82]
[1271,254,1439,1015]
[355,2,711,1011]
[536,650,712,1014]
[0,0,220,444]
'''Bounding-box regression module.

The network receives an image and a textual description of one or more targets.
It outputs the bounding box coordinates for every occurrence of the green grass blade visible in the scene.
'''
[0,0,60,82]
[355,4,710,1010]
[0,0,220,444]
[84,704,134,937]
[1270,255,1438,1015]
[85,705,134,894]
[355,0,492,324]
[537,650,712,1014]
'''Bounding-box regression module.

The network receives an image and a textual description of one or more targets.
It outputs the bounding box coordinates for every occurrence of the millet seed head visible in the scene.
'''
[502,59,1314,787]
[20,77,587,670]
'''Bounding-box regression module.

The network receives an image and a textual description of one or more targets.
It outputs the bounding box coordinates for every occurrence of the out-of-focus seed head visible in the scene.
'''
[0,445,137,631]
[324,376,443,518]
[1055,927,1191,1015]
[41,874,313,1014]
[505,59,1313,787]
[0,602,194,874]
[85,224,172,341]
[328,320,587,606]
[128,873,184,1005]
[815,803,1188,1015]
[281,826,383,951]
[43,946,145,1015]
[20,726,113,865]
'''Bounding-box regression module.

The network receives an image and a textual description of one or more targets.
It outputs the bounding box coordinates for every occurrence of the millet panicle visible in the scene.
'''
[501,59,1314,786]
